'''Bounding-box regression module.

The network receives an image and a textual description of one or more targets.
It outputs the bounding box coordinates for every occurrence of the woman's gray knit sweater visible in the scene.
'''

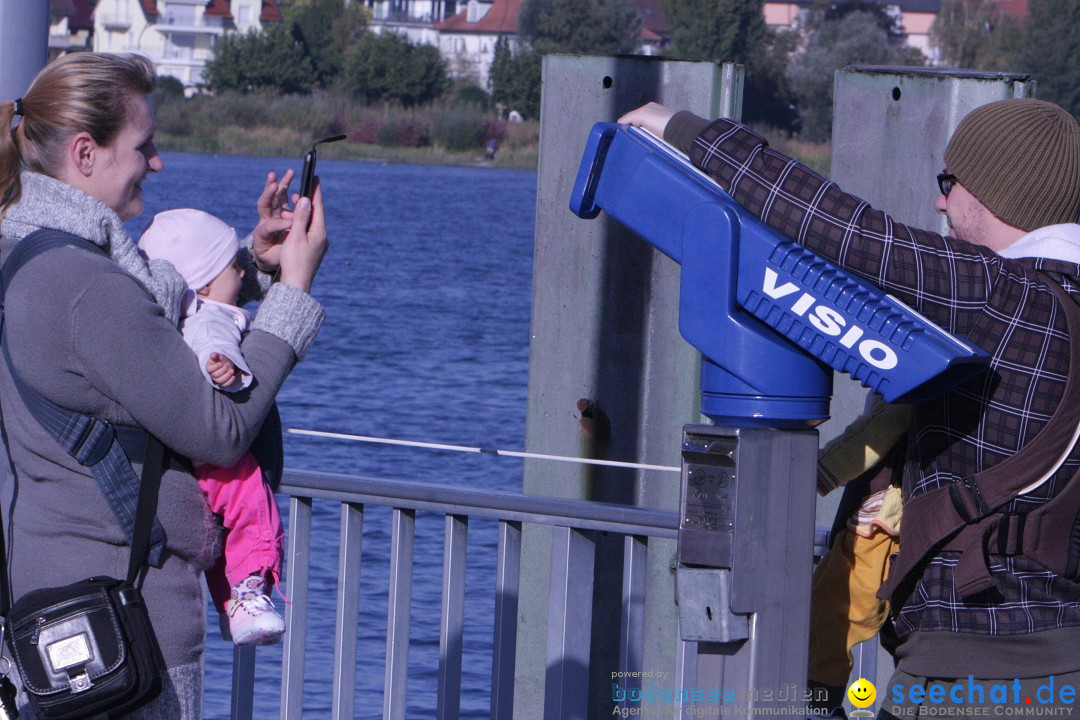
[0,172,324,670]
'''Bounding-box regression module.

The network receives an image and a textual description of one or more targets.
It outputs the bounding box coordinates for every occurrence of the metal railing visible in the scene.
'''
[223,470,876,719]
[226,468,681,720]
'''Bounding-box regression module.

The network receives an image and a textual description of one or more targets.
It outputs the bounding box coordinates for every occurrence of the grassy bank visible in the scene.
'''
[158,127,538,170]
[153,88,540,170]
[152,89,828,176]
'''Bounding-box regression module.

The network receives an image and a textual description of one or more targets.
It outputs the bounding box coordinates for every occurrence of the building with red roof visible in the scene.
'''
[48,0,96,57]
[764,0,1029,65]
[91,0,282,90]
[371,0,667,86]
[634,0,669,55]
[432,0,523,85]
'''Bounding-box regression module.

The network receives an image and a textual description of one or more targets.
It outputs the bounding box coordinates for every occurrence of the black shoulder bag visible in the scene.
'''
[0,230,168,719]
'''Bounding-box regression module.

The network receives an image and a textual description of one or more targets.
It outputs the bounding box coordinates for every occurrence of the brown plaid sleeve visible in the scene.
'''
[687,118,1013,339]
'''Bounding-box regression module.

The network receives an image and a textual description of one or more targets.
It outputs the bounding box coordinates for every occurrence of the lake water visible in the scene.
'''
[135,151,537,718]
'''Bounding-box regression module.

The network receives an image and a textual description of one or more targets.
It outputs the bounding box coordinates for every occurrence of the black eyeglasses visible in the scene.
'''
[937,172,957,197]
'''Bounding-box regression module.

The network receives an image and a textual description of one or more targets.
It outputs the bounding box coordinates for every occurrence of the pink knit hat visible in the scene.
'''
[138,208,240,291]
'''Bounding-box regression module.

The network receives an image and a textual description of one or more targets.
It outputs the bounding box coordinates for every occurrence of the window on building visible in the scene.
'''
[166,33,195,59]
[105,0,132,26]
[237,4,251,28]
[168,5,196,24]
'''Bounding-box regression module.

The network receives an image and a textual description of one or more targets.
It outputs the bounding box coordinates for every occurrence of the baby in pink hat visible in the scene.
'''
[140,208,285,646]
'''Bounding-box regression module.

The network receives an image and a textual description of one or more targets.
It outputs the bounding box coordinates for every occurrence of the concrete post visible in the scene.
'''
[0,1,48,540]
[0,2,50,103]
[825,65,1034,698]
[518,55,742,719]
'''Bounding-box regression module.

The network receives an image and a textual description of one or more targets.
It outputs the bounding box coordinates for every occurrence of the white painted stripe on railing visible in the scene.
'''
[287,428,682,473]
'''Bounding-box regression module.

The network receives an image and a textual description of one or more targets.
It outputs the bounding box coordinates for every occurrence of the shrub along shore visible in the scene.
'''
[151,86,828,175]
[153,86,540,170]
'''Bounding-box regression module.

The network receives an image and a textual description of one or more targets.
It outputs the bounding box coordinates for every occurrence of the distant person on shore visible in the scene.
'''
[139,208,289,648]
[0,52,327,718]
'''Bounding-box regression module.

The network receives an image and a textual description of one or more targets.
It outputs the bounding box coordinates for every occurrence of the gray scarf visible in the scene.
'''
[1,171,187,325]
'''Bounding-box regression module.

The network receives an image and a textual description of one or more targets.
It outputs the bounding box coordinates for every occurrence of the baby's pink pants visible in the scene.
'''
[198,451,284,612]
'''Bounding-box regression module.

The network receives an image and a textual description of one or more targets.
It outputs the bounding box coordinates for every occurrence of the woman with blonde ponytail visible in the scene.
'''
[0,99,22,212]
[0,53,328,719]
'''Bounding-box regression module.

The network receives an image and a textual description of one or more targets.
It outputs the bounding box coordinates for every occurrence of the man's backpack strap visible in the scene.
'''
[0,229,166,566]
[880,277,1080,605]
[969,463,1080,585]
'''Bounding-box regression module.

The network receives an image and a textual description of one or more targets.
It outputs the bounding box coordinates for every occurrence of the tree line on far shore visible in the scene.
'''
[197,0,1079,151]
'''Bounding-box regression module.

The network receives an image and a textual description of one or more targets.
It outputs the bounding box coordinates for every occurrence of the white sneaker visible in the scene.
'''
[223,573,285,646]
[226,594,285,646]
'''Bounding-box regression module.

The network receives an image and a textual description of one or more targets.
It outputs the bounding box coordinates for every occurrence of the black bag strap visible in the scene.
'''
[0,339,167,564]
[0,433,165,612]
[0,229,170,608]
[127,434,167,586]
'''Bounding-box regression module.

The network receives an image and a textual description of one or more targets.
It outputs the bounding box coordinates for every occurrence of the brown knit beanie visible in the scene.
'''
[944,98,1080,232]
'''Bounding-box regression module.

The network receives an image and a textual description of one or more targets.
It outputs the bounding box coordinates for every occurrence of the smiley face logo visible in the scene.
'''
[847,678,877,709]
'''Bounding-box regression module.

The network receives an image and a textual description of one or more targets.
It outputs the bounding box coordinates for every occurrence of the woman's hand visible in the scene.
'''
[252,169,297,274]
[618,102,677,138]
[276,183,328,294]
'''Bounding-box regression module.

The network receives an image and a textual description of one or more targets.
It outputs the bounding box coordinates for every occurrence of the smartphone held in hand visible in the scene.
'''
[300,134,346,198]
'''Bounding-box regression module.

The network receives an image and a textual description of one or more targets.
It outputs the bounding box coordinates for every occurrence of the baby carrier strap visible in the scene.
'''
[880,276,1080,606]
[0,228,166,566]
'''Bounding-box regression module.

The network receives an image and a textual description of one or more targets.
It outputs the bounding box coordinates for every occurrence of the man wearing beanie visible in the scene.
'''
[620,98,1080,714]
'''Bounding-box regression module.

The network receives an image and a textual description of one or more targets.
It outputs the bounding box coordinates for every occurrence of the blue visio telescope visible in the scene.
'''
[569,123,991,427]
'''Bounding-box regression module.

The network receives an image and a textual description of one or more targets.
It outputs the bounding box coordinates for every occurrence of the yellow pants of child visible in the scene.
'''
[808,527,900,688]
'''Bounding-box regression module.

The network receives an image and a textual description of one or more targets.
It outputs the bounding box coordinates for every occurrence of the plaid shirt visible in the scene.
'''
[681,118,1080,655]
